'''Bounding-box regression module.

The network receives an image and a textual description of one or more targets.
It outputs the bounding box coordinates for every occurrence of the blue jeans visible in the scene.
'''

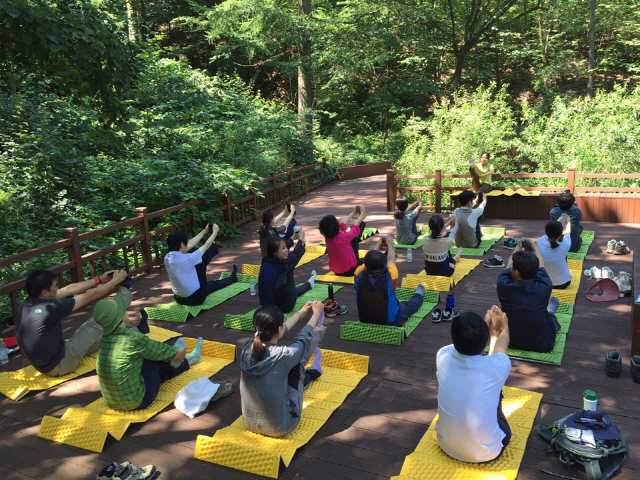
[389,293,424,327]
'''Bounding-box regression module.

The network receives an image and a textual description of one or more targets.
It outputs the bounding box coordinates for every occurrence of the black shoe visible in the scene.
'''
[137,309,150,334]
[483,256,505,268]
[442,307,458,321]
[631,355,640,384]
[605,350,622,378]
[431,308,442,323]
[230,264,238,282]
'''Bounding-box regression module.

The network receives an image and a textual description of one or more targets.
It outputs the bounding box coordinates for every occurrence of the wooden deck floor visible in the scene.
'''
[1,175,639,480]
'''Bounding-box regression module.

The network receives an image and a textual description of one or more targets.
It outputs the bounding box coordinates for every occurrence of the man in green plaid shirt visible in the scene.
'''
[94,286,203,411]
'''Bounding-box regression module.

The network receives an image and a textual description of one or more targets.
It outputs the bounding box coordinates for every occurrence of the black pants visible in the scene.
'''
[287,364,322,390]
[553,280,571,290]
[136,358,190,410]
[176,243,235,306]
[277,282,313,313]
[335,221,366,276]
[475,221,483,248]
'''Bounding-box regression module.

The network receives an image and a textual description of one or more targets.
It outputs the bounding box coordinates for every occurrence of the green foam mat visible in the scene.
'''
[223,284,343,331]
[394,225,429,249]
[581,230,595,242]
[145,281,250,323]
[321,227,378,245]
[220,272,258,283]
[448,227,505,256]
[340,288,438,345]
[567,251,586,261]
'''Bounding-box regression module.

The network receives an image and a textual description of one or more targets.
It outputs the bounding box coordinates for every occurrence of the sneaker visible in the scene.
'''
[605,350,622,378]
[431,308,442,323]
[503,238,517,250]
[334,304,348,315]
[483,255,505,268]
[293,226,302,233]
[584,266,602,279]
[210,382,233,403]
[607,239,617,254]
[323,300,338,317]
[631,355,640,384]
[442,307,459,321]
[116,464,156,480]
[601,266,614,279]
[614,271,632,296]
[97,462,130,480]
[614,241,630,255]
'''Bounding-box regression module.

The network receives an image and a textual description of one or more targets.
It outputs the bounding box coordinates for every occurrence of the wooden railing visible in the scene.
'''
[0,161,332,328]
[386,167,640,212]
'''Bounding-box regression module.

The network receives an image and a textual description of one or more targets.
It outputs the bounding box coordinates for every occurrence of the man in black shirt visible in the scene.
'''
[17,268,127,376]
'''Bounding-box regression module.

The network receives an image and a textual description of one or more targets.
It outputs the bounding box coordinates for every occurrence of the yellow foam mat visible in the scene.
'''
[297,245,326,267]
[551,261,583,304]
[242,264,261,275]
[315,272,355,284]
[37,338,235,452]
[0,326,180,401]
[195,348,369,478]
[451,189,541,197]
[418,258,482,287]
[401,275,452,291]
[392,386,543,480]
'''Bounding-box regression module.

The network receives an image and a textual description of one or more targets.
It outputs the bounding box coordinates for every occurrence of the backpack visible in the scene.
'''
[538,410,628,480]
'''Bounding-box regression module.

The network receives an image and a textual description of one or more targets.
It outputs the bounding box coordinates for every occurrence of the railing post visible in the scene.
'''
[386,169,395,211]
[288,167,293,200]
[304,165,309,194]
[64,227,84,283]
[568,167,576,192]
[136,207,153,274]
[435,169,442,213]
[225,193,233,224]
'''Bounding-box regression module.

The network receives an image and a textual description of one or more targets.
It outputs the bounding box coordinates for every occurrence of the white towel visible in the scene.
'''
[565,427,596,448]
[174,378,220,419]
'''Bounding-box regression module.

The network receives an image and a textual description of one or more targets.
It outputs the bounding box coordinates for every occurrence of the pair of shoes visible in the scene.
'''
[210,382,233,403]
[323,300,347,317]
[605,350,640,383]
[503,238,517,250]
[583,266,615,279]
[442,307,458,321]
[608,239,630,255]
[96,462,156,480]
[483,255,505,268]
[613,271,632,296]
[431,308,442,323]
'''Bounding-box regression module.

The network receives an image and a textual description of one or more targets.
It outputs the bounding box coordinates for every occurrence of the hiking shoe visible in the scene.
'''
[483,255,505,268]
[614,271,632,296]
[324,299,338,317]
[503,238,517,250]
[431,308,442,323]
[601,266,614,279]
[584,266,602,279]
[210,382,233,403]
[97,462,130,480]
[614,241,630,255]
[442,307,459,321]
[605,350,622,378]
[607,239,618,254]
[631,355,640,384]
[116,464,156,480]
[334,304,348,315]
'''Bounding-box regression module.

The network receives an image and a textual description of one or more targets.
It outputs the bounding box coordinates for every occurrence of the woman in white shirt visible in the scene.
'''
[536,215,572,289]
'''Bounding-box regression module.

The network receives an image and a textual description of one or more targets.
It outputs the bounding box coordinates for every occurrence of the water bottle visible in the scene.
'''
[249,278,257,296]
[446,291,455,309]
[0,340,8,365]
[583,390,598,411]
[407,249,413,263]
[328,283,334,302]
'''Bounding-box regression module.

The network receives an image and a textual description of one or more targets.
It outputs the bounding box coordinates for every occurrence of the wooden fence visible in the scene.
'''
[0,161,332,328]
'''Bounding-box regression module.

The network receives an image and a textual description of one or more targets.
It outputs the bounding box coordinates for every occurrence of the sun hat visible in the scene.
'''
[93,294,127,335]
[586,278,620,302]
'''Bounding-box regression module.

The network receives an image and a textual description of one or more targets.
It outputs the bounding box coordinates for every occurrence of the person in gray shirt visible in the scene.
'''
[394,196,423,245]
[240,300,325,437]
[452,190,487,248]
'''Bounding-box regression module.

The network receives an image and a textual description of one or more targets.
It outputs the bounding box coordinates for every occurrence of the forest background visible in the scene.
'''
[1,0,640,322]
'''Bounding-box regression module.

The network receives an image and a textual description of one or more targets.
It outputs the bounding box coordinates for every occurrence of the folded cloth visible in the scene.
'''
[174,378,220,419]
[565,427,596,448]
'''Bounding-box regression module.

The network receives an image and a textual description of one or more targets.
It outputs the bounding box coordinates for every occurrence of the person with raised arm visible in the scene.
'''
[435,306,511,463]
[319,206,368,276]
[469,152,494,193]
[17,268,128,376]
[258,204,299,257]
[394,196,423,245]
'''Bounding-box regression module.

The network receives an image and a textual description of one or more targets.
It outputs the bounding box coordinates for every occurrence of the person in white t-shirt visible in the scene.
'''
[536,215,572,289]
[435,306,511,463]
[164,223,237,306]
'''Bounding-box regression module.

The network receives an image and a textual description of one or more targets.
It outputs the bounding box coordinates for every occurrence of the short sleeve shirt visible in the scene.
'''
[325,223,361,274]
[395,210,419,245]
[164,250,203,297]
[537,235,572,286]
[17,297,76,373]
[435,345,511,462]
[423,236,456,276]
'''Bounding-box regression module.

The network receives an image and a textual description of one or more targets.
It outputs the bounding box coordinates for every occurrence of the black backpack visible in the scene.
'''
[538,410,628,480]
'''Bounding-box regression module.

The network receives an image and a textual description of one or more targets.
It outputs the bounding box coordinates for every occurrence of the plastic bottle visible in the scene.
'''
[249,278,257,296]
[0,340,8,365]
[446,290,455,310]
[407,249,413,263]
[328,283,334,302]
[583,390,598,411]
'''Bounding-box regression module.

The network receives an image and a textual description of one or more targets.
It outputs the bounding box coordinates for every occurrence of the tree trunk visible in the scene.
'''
[452,53,465,91]
[125,0,138,43]
[298,0,313,142]
[587,0,596,98]
[538,0,546,64]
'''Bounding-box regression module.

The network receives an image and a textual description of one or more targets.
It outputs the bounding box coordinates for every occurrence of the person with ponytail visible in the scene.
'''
[258,204,298,257]
[536,215,572,289]
[259,235,318,313]
[394,196,422,245]
[422,215,463,277]
[240,301,326,438]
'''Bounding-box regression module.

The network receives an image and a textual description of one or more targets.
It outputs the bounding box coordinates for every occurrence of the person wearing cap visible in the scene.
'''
[94,285,205,411]
[17,268,128,376]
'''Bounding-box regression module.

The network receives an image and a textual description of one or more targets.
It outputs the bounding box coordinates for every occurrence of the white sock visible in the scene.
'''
[308,270,318,289]
[310,347,323,374]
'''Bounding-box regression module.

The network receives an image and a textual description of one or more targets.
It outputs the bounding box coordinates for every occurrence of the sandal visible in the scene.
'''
[431,308,442,323]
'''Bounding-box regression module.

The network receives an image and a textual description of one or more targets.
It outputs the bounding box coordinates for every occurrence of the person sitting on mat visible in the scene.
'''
[319,206,368,276]
[16,268,128,376]
[354,237,425,327]
[423,215,463,277]
[498,245,560,353]
[435,306,511,463]
[258,204,298,257]
[164,223,237,306]
[394,196,422,245]
[549,190,583,253]
[94,284,232,411]
[240,301,325,438]
[259,233,318,313]
[469,152,494,193]
[451,190,487,248]
[537,216,572,289]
